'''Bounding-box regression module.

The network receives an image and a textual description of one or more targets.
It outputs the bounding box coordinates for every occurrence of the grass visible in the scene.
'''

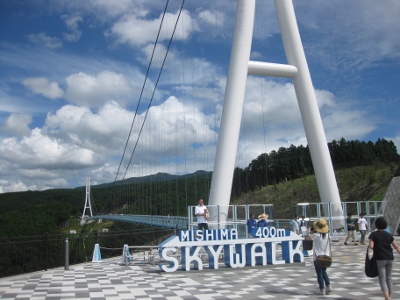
[232,162,398,219]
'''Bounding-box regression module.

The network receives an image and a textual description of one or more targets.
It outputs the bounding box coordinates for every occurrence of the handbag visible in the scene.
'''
[205,212,209,219]
[302,235,313,250]
[315,236,333,268]
[365,247,378,278]
[316,255,333,268]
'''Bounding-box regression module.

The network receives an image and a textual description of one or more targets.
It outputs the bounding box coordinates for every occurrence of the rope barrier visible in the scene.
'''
[99,247,124,250]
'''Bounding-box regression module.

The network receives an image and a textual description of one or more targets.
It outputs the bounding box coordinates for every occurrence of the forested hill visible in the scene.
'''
[0,138,398,237]
[231,138,399,197]
[233,163,399,219]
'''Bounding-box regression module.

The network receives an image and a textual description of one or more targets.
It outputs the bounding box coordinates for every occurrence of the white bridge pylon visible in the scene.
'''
[208,0,344,227]
[81,177,93,221]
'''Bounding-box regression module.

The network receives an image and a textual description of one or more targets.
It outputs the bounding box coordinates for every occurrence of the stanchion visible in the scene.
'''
[64,238,69,270]
[119,244,131,266]
[92,244,102,262]
[332,230,339,242]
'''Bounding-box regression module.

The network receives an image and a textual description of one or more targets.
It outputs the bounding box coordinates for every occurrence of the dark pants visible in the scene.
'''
[314,260,330,290]
[360,230,367,242]
[198,223,209,230]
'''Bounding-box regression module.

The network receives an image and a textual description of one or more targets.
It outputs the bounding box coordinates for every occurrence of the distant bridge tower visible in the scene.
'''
[81,177,93,221]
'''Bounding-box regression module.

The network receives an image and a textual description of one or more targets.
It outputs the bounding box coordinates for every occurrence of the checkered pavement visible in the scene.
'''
[1,236,399,299]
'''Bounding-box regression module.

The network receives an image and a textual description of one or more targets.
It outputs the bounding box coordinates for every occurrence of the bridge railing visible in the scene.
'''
[296,200,384,235]
[0,228,175,279]
[188,204,275,237]
[88,201,384,236]
[89,214,188,229]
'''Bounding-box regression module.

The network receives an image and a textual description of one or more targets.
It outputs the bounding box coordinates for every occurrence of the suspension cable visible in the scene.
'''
[113,0,171,184]
[255,3,269,187]
[121,0,186,181]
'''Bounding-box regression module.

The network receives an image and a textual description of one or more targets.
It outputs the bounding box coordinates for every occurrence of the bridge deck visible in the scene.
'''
[1,235,399,299]
[88,214,188,229]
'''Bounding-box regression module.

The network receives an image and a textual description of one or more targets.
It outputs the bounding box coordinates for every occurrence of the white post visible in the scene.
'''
[274,0,343,227]
[208,0,255,220]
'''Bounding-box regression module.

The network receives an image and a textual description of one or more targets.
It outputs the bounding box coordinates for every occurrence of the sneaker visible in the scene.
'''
[316,289,326,295]
[354,243,358,245]
[326,285,332,293]
[344,242,348,245]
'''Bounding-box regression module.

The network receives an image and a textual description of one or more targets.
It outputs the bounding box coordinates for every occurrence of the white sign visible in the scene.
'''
[158,228,304,272]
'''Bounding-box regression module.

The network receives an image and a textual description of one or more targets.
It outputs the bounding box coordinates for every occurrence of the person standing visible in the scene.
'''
[358,213,369,245]
[344,212,358,245]
[299,216,307,235]
[291,215,300,234]
[195,198,208,230]
[299,216,306,228]
[257,214,269,227]
[368,217,400,300]
[246,213,257,237]
[307,218,332,296]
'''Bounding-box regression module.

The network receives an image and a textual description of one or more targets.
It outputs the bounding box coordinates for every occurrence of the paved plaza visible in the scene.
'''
[1,236,400,300]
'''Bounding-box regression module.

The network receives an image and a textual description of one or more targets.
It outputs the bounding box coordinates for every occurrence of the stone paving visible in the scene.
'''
[1,236,399,300]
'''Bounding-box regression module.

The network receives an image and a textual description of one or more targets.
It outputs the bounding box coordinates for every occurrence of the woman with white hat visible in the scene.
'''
[307,218,332,296]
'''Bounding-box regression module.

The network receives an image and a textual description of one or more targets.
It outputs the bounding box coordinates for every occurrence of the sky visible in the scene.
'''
[0,0,399,193]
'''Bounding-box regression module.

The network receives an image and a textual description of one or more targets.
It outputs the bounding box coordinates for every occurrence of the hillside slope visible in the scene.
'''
[232,162,398,218]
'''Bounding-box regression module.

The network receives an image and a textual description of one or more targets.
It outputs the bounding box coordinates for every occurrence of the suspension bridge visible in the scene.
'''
[78,0,348,233]
[80,0,397,233]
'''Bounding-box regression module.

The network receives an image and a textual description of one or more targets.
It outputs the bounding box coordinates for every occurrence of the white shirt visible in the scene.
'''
[310,233,331,260]
[291,219,300,231]
[195,205,208,224]
[358,218,368,230]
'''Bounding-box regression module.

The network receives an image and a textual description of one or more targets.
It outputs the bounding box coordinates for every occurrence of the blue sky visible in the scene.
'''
[0,0,399,192]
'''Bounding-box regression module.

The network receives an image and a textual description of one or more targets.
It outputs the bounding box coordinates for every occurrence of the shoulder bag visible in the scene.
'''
[302,234,313,250]
[365,247,378,277]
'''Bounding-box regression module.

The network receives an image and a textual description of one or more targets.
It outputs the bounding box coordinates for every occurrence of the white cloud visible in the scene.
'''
[27,32,63,49]
[0,75,381,192]
[0,180,30,193]
[44,102,134,154]
[322,110,377,141]
[0,128,100,169]
[62,14,83,42]
[64,71,134,108]
[1,114,32,137]
[90,0,146,18]
[109,9,197,47]
[232,77,378,168]
[198,10,225,27]
[385,134,400,154]
[0,94,218,191]
[295,1,400,70]
[22,77,64,99]
[140,43,174,68]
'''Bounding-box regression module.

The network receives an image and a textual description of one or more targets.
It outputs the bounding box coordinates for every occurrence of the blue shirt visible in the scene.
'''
[247,219,257,233]
[257,220,268,227]
[347,217,355,231]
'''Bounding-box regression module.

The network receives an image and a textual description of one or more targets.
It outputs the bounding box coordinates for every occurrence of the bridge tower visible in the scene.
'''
[81,177,93,222]
[208,0,343,227]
